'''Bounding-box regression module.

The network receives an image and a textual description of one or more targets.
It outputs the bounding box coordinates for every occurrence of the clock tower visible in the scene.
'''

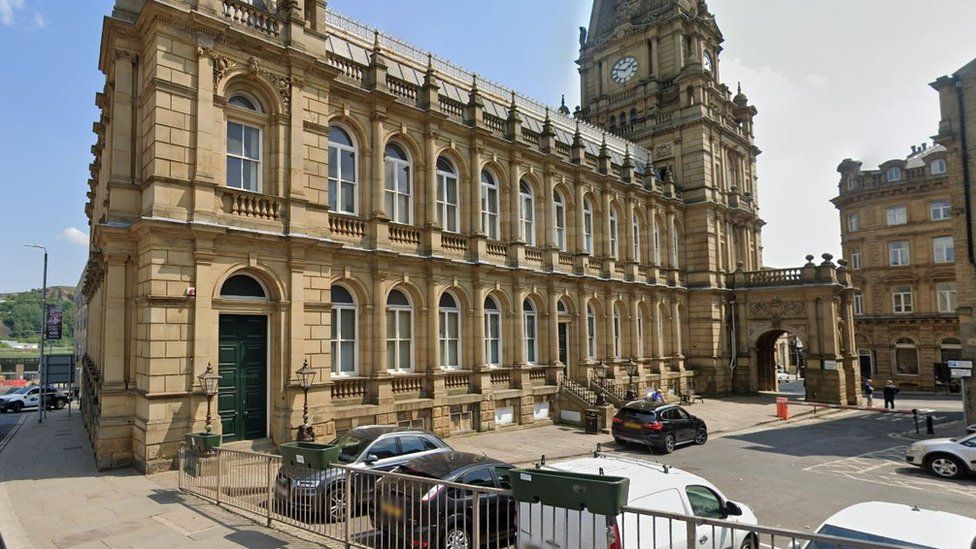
[579,0,764,392]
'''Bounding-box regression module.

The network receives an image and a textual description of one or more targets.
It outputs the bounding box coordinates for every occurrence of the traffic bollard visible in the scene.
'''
[926,415,934,435]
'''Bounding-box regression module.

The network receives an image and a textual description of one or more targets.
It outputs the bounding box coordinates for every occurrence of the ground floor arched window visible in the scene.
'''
[331,285,357,375]
[386,289,413,373]
[439,292,461,369]
[893,338,919,375]
[484,296,501,367]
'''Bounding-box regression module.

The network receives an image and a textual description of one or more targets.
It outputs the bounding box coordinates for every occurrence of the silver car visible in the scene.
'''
[905,432,976,479]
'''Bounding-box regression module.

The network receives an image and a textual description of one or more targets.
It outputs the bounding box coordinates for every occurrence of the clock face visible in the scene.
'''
[703,52,714,73]
[611,56,638,84]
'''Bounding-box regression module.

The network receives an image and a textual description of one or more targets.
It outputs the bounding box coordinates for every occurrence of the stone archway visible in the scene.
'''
[754,329,804,392]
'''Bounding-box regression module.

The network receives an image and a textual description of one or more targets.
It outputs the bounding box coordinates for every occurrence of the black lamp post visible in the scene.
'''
[296,359,316,441]
[197,363,221,434]
[593,361,609,406]
[624,359,639,401]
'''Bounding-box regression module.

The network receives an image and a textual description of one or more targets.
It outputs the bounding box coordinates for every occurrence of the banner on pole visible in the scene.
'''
[45,304,63,340]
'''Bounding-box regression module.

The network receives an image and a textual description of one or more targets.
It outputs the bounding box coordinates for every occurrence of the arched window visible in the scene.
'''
[221,274,267,299]
[931,158,947,175]
[557,299,568,315]
[328,126,358,215]
[637,310,645,357]
[608,115,617,132]
[553,190,566,251]
[629,108,638,126]
[940,338,962,363]
[484,296,501,367]
[587,304,597,359]
[609,208,619,259]
[439,292,461,369]
[385,143,412,224]
[331,284,357,375]
[519,181,536,245]
[894,338,918,375]
[226,94,263,192]
[632,213,641,263]
[386,289,413,373]
[886,166,902,182]
[583,198,594,255]
[671,220,681,268]
[481,170,500,239]
[612,304,622,358]
[436,156,459,233]
[524,299,538,365]
[652,217,661,265]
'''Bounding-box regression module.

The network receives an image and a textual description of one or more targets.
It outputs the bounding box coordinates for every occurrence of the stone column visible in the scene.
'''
[102,254,128,386]
[576,288,592,381]
[605,293,616,362]
[191,239,215,380]
[191,43,217,223]
[548,290,560,369]
[370,112,386,219]
[630,297,641,358]
[427,278,439,371]
[473,287,486,368]
[286,73,307,233]
[512,286,526,366]
[424,128,437,229]
[372,275,387,376]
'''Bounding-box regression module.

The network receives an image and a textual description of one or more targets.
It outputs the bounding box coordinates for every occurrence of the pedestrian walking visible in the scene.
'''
[883,380,899,410]
[862,378,874,407]
[647,384,667,403]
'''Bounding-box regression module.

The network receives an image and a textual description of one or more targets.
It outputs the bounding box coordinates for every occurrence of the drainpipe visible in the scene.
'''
[955,76,975,265]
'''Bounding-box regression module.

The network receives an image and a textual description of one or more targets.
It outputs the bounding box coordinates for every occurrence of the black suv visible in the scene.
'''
[611,401,708,454]
[275,426,451,522]
[373,452,516,549]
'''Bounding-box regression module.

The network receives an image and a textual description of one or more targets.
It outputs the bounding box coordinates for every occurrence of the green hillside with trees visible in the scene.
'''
[0,286,76,345]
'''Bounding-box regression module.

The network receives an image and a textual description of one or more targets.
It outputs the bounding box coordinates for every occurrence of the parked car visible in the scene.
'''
[373,451,516,548]
[517,454,759,549]
[275,426,451,522]
[0,385,68,413]
[611,401,707,454]
[777,371,791,383]
[905,432,976,479]
[796,501,976,549]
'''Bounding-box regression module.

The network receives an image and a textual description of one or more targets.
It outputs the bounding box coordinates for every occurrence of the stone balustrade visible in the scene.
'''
[221,0,281,37]
[220,188,281,221]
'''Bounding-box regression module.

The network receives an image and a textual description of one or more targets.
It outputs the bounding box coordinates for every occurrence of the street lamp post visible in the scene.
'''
[593,361,609,407]
[197,362,221,434]
[24,244,47,424]
[624,359,639,401]
[296,359,316,441]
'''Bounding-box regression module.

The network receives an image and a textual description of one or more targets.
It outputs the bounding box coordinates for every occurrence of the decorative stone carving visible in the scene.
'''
[208,52,297,114]
[748,298,806,322]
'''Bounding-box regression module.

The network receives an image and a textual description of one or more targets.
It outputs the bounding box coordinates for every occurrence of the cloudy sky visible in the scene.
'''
[1,0,975,292]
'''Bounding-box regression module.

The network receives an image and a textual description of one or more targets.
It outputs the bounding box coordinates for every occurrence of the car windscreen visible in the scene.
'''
[813,524,939,549]
[9,387,32,395]
[330,432,370,463]
[616,408,656,423]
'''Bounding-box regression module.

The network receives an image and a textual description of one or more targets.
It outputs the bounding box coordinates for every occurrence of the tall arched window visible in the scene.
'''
[481,170,500,239]
[384,143,412,224]
[519,181,536,245]
[587,304,597,359]
[612,304,622,358]
[894,337,918,375]
[652,217,661,265]
[226,93,263,192]
[632,213,641,263]
[484,296,501,367]
[436,156,459,233]
[609,209,619,259]
[328,126,358,215]
[583,199,594,255]
[386,289,413,373]
[524,299,538,365]
[439,292,461,369]
[331,285,357,375]
[553,190,566,251]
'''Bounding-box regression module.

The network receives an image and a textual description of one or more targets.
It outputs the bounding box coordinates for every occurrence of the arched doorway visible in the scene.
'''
[755,330,804,392]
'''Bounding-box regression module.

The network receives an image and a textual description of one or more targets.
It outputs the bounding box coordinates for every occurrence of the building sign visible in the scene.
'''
[822,360,838,371]
[948,360,973,379]
[45,305,63,341]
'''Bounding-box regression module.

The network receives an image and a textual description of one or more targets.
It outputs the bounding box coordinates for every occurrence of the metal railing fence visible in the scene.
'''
[179,445,907,549]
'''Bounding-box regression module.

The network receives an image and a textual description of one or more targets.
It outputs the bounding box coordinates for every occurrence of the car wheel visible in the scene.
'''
[11,402,23,414]
[54,398,66,410]
[326,481,347,523]
[927,454,965,479]
[443,523,471,549]
[739,534,759,549]
[694,427,708,446]
[660,433,676,454]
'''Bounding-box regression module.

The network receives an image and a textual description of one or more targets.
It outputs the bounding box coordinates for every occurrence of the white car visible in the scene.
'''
[777,371,791,383]
[517,454,758,549]
[0,385,68,413]
[799,501,976,549]
[905,432,976,479]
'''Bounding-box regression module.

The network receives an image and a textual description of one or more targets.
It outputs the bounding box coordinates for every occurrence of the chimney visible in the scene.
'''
[922,143,927,151]
[911,145,918,155]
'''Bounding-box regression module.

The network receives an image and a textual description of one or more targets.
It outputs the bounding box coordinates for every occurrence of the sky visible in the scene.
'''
[1,0,976,292]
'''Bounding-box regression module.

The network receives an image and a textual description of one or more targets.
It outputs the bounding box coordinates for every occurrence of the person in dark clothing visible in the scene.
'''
[863,378,874,407]
[883,380,899,409]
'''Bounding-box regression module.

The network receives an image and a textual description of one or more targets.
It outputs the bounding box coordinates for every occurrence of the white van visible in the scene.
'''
[517,454,758,549]
[799,502,976,549]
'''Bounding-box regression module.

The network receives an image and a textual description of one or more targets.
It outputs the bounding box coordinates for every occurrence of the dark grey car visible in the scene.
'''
[275,426,451,522]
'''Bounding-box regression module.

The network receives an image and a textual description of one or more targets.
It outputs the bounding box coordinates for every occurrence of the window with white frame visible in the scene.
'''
[886,206,907,226]
[847,213,859,232]
[386,289,413,373]
[933,236,955,263]
[653,217,661,264]
[894,338,918,375]
[930,200,951,220]
[586,304,597,359]
[892,285,913,314]
[328,126,358,215]
[609,209,619,259]
[384,143,412,224]
[484,297,501,367]
[583,199,594,255]
[853,293,863,316]
[519,181,536,245]
[481,170,499,239]
[439,292,461,369]
[554,191,566,251]
[886,166,902,182]
[436,157,459,232]
[931,158,947,175]
[888,241,909,266]
[612,305,622,358]
[632,213,641,263]
[226,94,262,192]
[937,282,957,313]
[851,248,862,270]
[523,299,538,365]
[330,285,357,375]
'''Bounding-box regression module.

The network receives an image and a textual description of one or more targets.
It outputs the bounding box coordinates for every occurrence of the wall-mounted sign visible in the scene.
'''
[823,360,838,371]
[948,360,973,378]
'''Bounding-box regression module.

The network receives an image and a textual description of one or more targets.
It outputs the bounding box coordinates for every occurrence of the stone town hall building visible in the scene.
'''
[80,0,858,471]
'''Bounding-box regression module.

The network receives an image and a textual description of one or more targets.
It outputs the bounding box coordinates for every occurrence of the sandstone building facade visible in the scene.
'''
[80,0,857,471]
[833,145,960,391]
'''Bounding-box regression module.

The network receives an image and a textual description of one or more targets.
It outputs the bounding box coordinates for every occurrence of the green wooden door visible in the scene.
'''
[217,314,268,442]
